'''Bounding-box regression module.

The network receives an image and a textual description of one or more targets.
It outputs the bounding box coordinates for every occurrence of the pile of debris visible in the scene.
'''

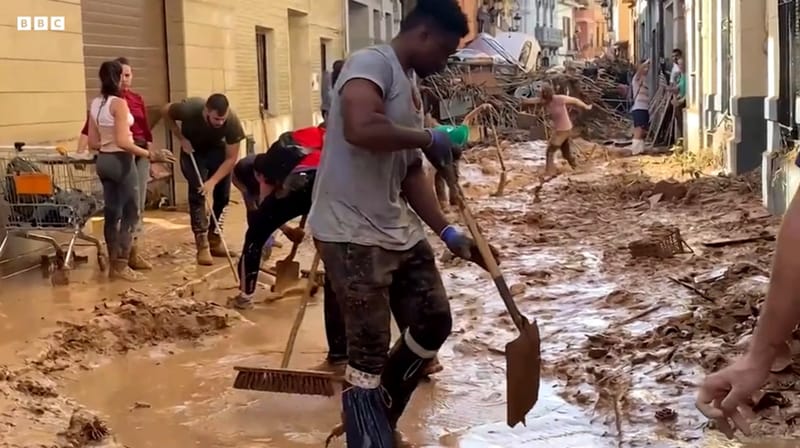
[423,61,635,142]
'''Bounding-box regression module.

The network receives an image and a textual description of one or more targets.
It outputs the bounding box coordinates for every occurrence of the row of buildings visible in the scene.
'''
[615,0,799,214]
[3,0,614,155]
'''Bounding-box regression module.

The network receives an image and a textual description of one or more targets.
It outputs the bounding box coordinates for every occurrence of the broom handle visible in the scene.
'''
[445,168,526,332]
[281,251,322,368]
[187,152,239,283]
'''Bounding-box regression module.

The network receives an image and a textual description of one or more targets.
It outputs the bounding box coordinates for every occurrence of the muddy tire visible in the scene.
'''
[97,253,109,272]
[51,268,69,286]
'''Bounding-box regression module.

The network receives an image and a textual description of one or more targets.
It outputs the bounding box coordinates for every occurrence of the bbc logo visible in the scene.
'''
[17,16,66,31]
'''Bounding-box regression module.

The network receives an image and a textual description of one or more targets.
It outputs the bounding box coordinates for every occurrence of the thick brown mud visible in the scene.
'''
[0,140,793,447]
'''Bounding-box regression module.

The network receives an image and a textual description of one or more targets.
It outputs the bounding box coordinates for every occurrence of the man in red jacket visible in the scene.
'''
[231,125,325,310]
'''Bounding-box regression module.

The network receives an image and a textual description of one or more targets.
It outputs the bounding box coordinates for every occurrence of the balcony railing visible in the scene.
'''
[535,26,563,48]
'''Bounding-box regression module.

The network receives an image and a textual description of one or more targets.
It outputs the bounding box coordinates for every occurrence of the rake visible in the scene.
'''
[233,251,336,396]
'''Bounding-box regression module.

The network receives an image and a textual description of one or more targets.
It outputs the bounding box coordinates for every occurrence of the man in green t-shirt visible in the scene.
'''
[162,94,246,265]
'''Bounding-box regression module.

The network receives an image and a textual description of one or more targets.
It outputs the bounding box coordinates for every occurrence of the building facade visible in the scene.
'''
[520,0,563,64]
[679,0,765,185]
[763,0,796,214]
[574,1,607,58]
[615,0,635,60]
[556,0,582,63]
[346,0,401,52]
[632,0,800,215]
[2,0,345,215]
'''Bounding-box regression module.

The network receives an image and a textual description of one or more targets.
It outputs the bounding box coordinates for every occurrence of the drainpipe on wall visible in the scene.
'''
[343,0,350,55]
[696,4,704,149]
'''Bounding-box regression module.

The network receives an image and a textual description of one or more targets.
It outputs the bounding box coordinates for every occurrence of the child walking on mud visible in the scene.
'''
[521,85,592,175]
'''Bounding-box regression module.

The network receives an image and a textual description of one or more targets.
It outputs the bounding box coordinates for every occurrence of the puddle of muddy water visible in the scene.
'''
[64,270,617,447]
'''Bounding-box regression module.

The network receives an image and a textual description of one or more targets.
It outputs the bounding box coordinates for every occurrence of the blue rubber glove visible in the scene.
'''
[440,225,501,271]
[422,129,455,171]
[440,225,472,259]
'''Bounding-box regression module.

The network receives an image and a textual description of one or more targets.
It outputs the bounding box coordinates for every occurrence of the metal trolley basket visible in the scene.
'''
[0,143,106,282]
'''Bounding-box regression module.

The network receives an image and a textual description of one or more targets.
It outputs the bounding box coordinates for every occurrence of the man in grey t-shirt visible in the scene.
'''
[309,0,495,445]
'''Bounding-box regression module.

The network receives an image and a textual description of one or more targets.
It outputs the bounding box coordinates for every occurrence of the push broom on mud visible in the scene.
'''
[232,251,336,396]
[446,167,542,427]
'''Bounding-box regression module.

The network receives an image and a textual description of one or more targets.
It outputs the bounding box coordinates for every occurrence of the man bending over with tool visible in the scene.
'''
[230,124,325,310]
[162,94,245,266]
[309,0,494,445]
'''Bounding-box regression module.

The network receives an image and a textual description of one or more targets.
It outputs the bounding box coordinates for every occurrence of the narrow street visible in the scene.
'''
[0,140,782,447]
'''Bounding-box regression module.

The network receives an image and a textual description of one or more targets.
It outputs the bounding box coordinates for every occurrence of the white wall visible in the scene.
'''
[346,0,401,52]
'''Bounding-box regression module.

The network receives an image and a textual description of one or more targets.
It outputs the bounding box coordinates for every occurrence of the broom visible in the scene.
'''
[232,251,336,396]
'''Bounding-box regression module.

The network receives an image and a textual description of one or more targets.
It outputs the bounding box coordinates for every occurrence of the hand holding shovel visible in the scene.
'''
[443,165,542,427]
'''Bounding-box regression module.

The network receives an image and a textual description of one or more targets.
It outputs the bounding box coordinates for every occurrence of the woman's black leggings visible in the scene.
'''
[238,170,315,295]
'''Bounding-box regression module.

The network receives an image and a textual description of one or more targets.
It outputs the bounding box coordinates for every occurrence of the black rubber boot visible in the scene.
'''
[341,379,394,448]
[381,335,435,429]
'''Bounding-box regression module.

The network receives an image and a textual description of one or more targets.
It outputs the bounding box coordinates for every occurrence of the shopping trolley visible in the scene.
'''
[0,142,105,283]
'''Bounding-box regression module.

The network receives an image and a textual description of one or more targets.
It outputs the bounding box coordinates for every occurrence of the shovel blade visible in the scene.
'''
[505,317,541,427]
[274,260,300,293]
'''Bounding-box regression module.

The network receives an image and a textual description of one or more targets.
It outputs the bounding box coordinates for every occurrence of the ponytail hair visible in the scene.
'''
[98,60,123,98]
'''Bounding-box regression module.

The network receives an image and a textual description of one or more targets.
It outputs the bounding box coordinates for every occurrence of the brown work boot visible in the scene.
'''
[195,233,213,266]
[128,241,152,271]
[110,259,144,282]
[208,231,237,258]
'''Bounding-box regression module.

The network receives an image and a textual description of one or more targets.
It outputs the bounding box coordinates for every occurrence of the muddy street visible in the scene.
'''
[0,140,787,447]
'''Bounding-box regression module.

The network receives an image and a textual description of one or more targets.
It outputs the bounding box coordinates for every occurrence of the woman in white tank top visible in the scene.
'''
[87,60,174,281]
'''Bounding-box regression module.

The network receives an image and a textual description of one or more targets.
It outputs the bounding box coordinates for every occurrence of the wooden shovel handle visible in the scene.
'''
[281,250,321,368]
[284,214,308,262]
[444,168,526,331]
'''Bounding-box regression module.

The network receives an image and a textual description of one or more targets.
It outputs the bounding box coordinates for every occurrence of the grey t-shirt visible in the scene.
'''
[308,44,426,251]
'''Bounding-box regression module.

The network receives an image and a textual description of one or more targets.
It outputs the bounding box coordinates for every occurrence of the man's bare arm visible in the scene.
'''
[341,79,431,151]
[401,162,448,235]
[520,98,542,108]
[748,188,800,365]
[562,96,592,110]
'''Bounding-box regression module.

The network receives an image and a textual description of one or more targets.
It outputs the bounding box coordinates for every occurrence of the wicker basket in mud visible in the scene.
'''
[628,225,692,259]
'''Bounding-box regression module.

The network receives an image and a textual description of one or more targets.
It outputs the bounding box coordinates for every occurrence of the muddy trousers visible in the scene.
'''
[318,240,451,444]
[238,171,316,295]
[96,152,140,260]
[179,150,231,235]
[546,131,576,171]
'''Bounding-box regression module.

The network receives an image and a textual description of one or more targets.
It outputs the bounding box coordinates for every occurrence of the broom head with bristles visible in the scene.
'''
[233,365,337,397]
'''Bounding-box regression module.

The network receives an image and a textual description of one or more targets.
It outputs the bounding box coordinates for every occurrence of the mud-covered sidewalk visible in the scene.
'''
[0,139,789,447]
